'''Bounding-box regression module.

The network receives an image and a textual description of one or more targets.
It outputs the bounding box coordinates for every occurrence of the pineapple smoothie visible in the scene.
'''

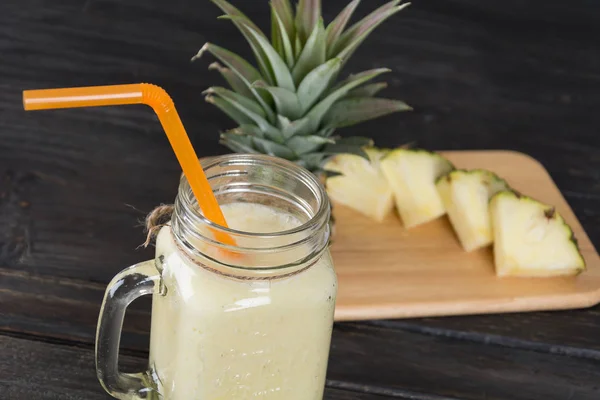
[148,202,337,400]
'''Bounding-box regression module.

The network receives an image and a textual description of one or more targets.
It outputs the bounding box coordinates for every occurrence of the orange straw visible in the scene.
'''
[23,83,235,247]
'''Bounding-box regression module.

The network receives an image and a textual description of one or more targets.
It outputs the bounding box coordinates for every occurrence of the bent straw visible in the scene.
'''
[23,83,235,247]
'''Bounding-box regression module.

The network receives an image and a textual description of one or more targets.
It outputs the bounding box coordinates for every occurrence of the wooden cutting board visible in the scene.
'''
[331,150,600,321]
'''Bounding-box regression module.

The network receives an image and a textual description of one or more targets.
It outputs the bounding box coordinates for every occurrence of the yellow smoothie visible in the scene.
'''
[148,202,337,399]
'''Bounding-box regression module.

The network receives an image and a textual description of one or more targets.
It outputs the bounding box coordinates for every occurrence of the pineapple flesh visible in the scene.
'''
[436,169,509,252]
[323,148,394,222]
[193,0,412,177]
[490,191,585,277]
[380,149,455,228]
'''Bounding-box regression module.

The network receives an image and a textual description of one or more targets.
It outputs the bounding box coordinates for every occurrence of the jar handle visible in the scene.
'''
[95,259,161,399]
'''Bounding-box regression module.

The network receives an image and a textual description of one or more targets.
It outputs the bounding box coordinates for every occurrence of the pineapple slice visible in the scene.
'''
[490,191,585,277]
[436,169,509,251]
[380,149,455,228]
[324,148,394,222]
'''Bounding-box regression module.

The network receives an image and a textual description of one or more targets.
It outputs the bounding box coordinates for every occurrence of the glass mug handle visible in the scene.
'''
[95,259,161,399]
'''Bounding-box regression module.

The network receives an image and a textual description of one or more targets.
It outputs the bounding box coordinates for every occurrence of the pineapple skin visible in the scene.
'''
[490,190,585,277]
[324,148,394,222]
[380,149,455,228]
[436,169,509,252]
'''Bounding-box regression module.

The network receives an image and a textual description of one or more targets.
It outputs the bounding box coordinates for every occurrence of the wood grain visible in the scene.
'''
[327,322,600,400]
[332,150,600,320]
[0,267,151,350]
[1,0,599,285]
[4,283,600,400]
[0,336,388,400]
[4,262,600,355]
[1,0,600,398]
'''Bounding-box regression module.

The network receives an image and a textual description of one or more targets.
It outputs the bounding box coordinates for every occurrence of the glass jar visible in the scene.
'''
[95,154,337,400]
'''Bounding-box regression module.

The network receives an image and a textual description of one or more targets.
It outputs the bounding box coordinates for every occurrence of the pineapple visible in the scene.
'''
[192,0,412,177]
[436,169,509,252]
[323,148,394,222]
[380,148,455,228]
[490,190,585,277]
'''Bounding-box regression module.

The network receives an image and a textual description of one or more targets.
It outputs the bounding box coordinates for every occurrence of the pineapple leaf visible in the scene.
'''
[292,18,326,85]
[332,0,399,55]
[297,58,342,114]
[285,135,334,155]
[324,97,412,128]
[206,96,254,126]
[254,83,303,120]
[227,124,266,139]
[277,115,293,133]
[205,87,267,118]
[271,7,296,68]
[325,0,361,56]
[243,23,296,92]
[264,130,285,144]
[193,43,261,85]
[323,142,369,160]
[325,68,389,97]
[295,0,321,44]
[277,115,313,139]
[219,15,276,85]
[271,0,294,39]
[334,2,410,63]
[207,90,281,138]
[340,0,400,41]
[210,0,276,84]
[220,133,260,154]
[252,137,297,159]
[299,153,330,172]
[294,34,303,60]
[304,68,391,132]
[226,124,284,145]
[210,0,266,37]
[316,127,336,137]
[208,62,254,99]
[193,43,275,122]
[271,7,284,56]
[346,82,388,98]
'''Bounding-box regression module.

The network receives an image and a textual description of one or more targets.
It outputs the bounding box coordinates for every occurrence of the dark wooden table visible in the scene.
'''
[2,0,600,399]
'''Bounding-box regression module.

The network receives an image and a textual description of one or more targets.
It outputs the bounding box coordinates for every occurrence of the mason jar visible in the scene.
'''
[95,154,337,400]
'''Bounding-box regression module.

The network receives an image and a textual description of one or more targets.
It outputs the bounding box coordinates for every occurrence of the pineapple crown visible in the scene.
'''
[193,0,412,176]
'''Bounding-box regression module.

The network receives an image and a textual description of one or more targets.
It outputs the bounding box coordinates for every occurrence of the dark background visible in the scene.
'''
[1,0,600,399]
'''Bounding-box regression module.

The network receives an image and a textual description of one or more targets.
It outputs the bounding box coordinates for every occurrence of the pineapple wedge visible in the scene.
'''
[436,169,509,251]
[324,148,394,222]
[490,191,585,277]
[380,149,455,228]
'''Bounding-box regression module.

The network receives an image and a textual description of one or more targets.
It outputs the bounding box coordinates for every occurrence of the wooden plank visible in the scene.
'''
[325,322,600,400]
[5,320,600,400]
[5,262,600,357]
[3,269,600,399]
[1,0,599,286]
[327,323,600,400]
[332,150,600,321]
[366,311,600,360]
[0,268,151,350]
[0,335,389,400]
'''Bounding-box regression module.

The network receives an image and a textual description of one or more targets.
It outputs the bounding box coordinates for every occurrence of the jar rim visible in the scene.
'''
[178,154,330,241]
[169,154,331,275]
